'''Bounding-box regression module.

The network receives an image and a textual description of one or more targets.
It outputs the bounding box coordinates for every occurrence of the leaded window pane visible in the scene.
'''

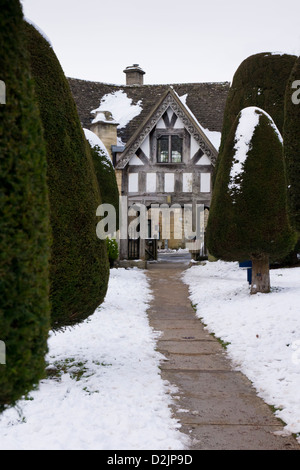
[157,136,169,163]
[157,134,183,163]
[171,135,182,163]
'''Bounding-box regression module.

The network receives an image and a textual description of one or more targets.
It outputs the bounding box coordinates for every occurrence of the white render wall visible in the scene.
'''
[190,135,200,159]
[146,173,156,192]
[164,173,174,192]
[140,135,150,158]
[183,173,193,192]
[197,154,211,165]
[200,173,211,193]
[129,155,144,165]
[128,171,212,193]
[128,173,139,192]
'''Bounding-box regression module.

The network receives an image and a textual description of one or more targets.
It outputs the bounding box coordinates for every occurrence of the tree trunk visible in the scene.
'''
[250,255,270,294]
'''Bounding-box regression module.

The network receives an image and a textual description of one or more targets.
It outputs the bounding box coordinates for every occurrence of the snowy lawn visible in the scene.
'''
[0,268,187,450]
[183,260,300,441]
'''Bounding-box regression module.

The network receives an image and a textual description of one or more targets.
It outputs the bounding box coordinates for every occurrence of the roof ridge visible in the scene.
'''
[68,77,230,141]
[67,77,230,87]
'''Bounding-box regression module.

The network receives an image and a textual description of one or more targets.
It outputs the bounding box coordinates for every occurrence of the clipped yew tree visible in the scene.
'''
[283,56,300,257]
[220,52,297,150]
[84,129,120,231]
[215,52,297,184]
[0,0,50,410]
[206,107,296,294]
[24,22,109,329]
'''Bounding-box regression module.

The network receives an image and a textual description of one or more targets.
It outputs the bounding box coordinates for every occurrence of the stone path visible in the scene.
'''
[146,255,300,450]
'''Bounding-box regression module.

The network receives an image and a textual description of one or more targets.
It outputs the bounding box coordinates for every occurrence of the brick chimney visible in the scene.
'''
[123,64,145,86]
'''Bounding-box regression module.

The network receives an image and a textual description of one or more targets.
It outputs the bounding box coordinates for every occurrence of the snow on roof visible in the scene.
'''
[91,90,143,130]
[229,106,283,193]
[177,91,221,150]
[91,110,118,125]
[68,78,230,146]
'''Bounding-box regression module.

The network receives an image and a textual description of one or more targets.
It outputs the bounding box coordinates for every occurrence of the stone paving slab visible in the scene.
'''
[151,319,204,329]
[146,259,300,450]
[180,424,297,450]
[158,339,221,354]
[160,369,258,399]
[154,327,213,341]
[165,373,279,426]
[160,351,231,371]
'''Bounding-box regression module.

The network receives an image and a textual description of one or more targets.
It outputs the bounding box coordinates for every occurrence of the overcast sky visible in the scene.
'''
[21,0,300,85]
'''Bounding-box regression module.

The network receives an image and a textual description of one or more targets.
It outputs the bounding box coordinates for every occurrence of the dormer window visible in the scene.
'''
[157,134,183,163]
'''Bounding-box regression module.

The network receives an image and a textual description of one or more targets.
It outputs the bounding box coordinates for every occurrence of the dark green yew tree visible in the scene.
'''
[217,51,298,267]
[206,107,296,294]
[84,130,120,231]
[24,22,109,329]
[283,56,300,259]
[0,0,50,410]
[214,52,297,187]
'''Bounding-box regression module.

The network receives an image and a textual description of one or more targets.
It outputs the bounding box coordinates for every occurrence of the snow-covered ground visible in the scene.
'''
[1,261,300,449]
[183,260,300,441]
[0,268,187,450]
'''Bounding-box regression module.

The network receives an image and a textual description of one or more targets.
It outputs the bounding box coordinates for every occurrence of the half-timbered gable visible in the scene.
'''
[116,88,217,207]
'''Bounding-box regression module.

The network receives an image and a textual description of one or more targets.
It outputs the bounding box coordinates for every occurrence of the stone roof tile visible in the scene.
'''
[68,78,230,145]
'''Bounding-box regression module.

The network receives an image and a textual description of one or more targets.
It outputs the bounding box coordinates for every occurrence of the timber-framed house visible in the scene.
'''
[69,65,229,262]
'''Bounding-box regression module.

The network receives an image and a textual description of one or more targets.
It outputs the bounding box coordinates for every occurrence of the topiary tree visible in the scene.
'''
[283,56,300,261]
[0,0,50,411]
[213,51,298,266]
[24,22,109,329]
[206,107,296,294]
[215,52,297,184]
[84,128,120,231]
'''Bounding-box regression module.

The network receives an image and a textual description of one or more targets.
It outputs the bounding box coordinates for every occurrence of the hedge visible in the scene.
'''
[283,56,300,232]
[206,107,296,264]
[0,1,50,410]
[85,130,119,232]
[223,52,296,139]
[210,51,298,266]
[215,52,297,181]
[24,22,109,330]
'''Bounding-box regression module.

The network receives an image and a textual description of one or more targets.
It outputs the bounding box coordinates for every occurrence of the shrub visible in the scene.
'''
[106,238,119,267]
[206,107,296,293]
[215,52,297,182]
[0,0,50,410]
[283,57,300,234]
[24,22,109,329]
[84,129,119,231]
[212,52,298,266]
[220,52,296,146]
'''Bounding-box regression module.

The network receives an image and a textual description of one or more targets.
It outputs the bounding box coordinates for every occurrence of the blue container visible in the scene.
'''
[239,260,252,285]
[239,260,252,269]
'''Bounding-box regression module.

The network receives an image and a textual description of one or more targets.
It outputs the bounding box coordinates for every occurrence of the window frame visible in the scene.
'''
[156,131,184,164]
